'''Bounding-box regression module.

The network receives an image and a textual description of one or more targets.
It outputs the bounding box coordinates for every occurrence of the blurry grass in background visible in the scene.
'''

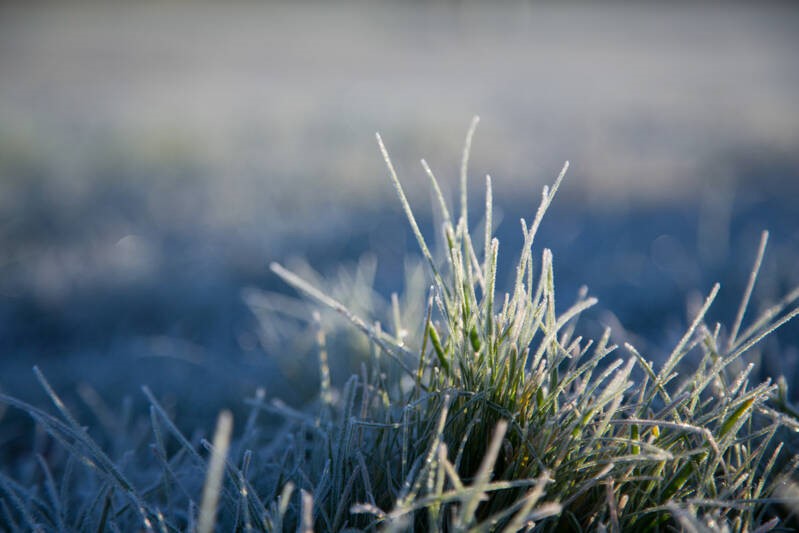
[0,1,798,453]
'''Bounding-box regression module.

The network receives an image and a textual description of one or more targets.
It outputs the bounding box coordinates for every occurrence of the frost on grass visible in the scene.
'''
[2,119,799,531]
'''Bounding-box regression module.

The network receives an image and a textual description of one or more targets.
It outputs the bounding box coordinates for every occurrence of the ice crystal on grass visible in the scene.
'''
[268,119,799,531]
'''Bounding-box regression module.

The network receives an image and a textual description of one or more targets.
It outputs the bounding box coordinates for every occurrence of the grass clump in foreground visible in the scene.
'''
[3,119,799,531]
[265,121,799,531]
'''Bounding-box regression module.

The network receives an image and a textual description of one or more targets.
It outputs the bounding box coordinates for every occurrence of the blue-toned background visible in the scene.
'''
[1,2,798,459]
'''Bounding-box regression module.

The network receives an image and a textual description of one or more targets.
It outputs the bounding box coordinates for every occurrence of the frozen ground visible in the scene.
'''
[0,2,798,454]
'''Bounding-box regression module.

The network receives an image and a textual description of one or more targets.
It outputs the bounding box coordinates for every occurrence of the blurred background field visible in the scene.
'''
[1,2,798,452]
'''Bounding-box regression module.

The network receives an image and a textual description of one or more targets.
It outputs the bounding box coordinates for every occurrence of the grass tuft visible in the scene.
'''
[266,120,799,530]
